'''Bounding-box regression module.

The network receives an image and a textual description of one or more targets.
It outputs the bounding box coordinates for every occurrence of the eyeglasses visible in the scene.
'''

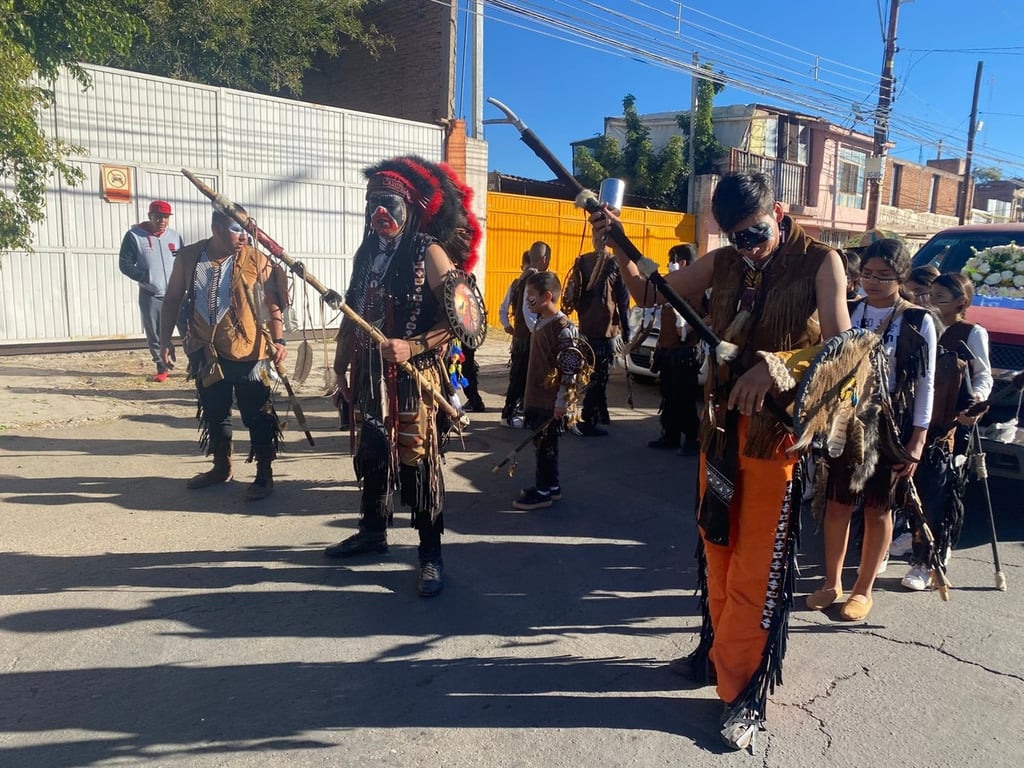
[913,291,931,300]
[227,222,245,234]
[727,222,773,250]
[859,273,899,284]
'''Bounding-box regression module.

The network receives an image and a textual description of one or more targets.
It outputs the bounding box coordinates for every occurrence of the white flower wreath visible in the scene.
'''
[963,242,1024,299]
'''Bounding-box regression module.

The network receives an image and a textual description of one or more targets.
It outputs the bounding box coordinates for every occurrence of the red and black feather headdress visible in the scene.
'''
[364,156,481,272]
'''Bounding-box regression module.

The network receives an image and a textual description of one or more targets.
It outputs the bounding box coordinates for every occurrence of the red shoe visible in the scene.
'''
[153,371,169,382]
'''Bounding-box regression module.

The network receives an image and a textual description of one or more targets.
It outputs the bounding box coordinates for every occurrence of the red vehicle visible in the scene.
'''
[911,223,1024,479]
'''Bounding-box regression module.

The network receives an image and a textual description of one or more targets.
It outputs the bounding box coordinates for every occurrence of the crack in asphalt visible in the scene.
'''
[775,667,867,760]
[793,615,1024,683]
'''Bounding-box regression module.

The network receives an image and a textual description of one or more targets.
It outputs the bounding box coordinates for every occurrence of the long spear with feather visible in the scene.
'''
[181,168,459,420]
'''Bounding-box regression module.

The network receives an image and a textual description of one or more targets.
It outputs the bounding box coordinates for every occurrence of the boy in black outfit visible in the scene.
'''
[512,271,587,511]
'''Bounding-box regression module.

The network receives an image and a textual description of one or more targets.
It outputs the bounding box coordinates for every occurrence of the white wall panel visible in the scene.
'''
[222,93,346,181]
[343,112,442,182]
[54,67,219,169]
[0,252,70,340]
[66,252,142,339]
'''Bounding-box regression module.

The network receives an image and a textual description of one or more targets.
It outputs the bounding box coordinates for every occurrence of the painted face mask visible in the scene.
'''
[727,221,773,251]
[369,193,408,238]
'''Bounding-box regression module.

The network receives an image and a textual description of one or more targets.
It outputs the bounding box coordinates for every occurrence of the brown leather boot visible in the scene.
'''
[245,458,274,500]
[187,443,233,489]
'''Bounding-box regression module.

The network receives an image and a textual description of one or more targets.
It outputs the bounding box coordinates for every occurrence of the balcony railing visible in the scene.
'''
[718,148,807,206]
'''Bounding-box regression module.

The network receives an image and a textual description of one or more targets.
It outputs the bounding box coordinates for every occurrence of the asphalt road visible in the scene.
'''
[1,338,1022,767]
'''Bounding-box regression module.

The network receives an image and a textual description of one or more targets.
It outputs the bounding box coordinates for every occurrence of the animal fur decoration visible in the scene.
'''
[790,328,882,457]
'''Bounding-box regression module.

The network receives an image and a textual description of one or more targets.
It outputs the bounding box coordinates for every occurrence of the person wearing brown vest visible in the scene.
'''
[901,271,992,591]
[648,243,702,453]
[592,170,850,752]
[511,271,584,511]
[501,242,552,426]
[571,226,631,436]
[158,206,288,501]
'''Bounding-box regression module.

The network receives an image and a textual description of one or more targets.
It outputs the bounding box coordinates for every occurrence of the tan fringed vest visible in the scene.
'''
[178,241,276,363]
[701,217,835,458]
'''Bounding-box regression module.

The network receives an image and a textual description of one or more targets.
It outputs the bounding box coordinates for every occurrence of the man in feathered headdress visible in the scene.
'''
[325,156,481,598]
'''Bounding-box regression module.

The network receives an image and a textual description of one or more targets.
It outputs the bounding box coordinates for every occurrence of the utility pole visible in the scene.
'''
[470,0,484,139]
[687,51,698,213]
[866,0,901,229]
[958,60,984,225]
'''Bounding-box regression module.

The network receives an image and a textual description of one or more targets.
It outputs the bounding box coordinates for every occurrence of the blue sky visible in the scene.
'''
[452,0,1024,181]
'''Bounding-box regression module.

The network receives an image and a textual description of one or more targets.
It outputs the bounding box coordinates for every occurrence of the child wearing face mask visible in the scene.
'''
[513,271,585,511]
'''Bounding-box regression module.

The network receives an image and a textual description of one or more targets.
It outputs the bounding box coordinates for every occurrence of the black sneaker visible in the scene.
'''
[417,558,444,598]
[513,488,554,510]
[519,485,562,501]
[324,530,388,558]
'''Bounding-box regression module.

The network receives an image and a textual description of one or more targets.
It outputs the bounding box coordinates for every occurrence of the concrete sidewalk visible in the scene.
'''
[1,337,1022,767]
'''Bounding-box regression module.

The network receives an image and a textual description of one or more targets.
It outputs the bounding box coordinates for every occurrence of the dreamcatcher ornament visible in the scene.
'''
[448,341,470,390]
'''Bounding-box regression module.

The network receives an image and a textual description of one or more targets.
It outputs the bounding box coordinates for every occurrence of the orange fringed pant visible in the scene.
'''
[698,415,797,704]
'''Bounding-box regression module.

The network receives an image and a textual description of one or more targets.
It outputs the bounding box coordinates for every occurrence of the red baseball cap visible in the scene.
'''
[149,200,173,216]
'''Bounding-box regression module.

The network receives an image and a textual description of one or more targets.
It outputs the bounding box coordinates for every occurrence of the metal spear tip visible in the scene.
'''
[484,97,527,131]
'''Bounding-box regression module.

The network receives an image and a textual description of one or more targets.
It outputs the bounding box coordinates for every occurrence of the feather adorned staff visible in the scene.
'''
[181,168,459,419]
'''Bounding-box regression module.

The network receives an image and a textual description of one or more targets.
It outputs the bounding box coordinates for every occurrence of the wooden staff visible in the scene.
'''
[902,479,953,601]
[181,168,459,419]
[492,417,558,476]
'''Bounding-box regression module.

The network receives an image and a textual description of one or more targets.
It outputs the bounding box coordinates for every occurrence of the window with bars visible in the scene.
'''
[836,147,866,209]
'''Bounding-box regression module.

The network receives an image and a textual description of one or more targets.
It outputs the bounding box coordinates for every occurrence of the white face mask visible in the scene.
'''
[667,262,680,272]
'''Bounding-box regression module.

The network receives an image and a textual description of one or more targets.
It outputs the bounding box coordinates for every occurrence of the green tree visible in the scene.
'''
[574,94,689,210]
[107,0,389,96]
[677,63,727,175]
[972,166,1002,184]
[1,1,145,256]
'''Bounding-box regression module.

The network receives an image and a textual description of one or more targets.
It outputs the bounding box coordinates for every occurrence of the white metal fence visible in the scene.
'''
[1,64,445,344]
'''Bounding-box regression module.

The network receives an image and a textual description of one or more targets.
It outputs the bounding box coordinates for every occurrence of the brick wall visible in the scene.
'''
[882,158,964,217]
[302,0,456,125]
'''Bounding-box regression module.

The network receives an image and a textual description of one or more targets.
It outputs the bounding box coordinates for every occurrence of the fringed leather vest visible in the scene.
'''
[524,314,572,411]
[701,217,833,459]
[574,251,623,339]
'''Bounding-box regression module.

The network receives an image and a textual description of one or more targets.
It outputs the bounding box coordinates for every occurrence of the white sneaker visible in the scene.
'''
[902,564,932,591]
[877,553,889,575]
[889,532,913,558]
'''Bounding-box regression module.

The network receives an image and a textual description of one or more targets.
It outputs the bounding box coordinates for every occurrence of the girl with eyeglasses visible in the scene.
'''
[807,238,937,621]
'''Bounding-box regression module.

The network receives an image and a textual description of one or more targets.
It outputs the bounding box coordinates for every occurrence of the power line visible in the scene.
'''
[443,0,1024,175]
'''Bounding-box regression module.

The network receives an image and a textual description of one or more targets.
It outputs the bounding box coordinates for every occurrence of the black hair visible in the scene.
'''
[528,241,552,269]
[526,270,561,300]
[861,238,913,282]
[669,243,697,266]
[843,249,861,276]
[934,271,974,308]
[212,204,246,228]
[908,264,940,287]
[711,171,775,233]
